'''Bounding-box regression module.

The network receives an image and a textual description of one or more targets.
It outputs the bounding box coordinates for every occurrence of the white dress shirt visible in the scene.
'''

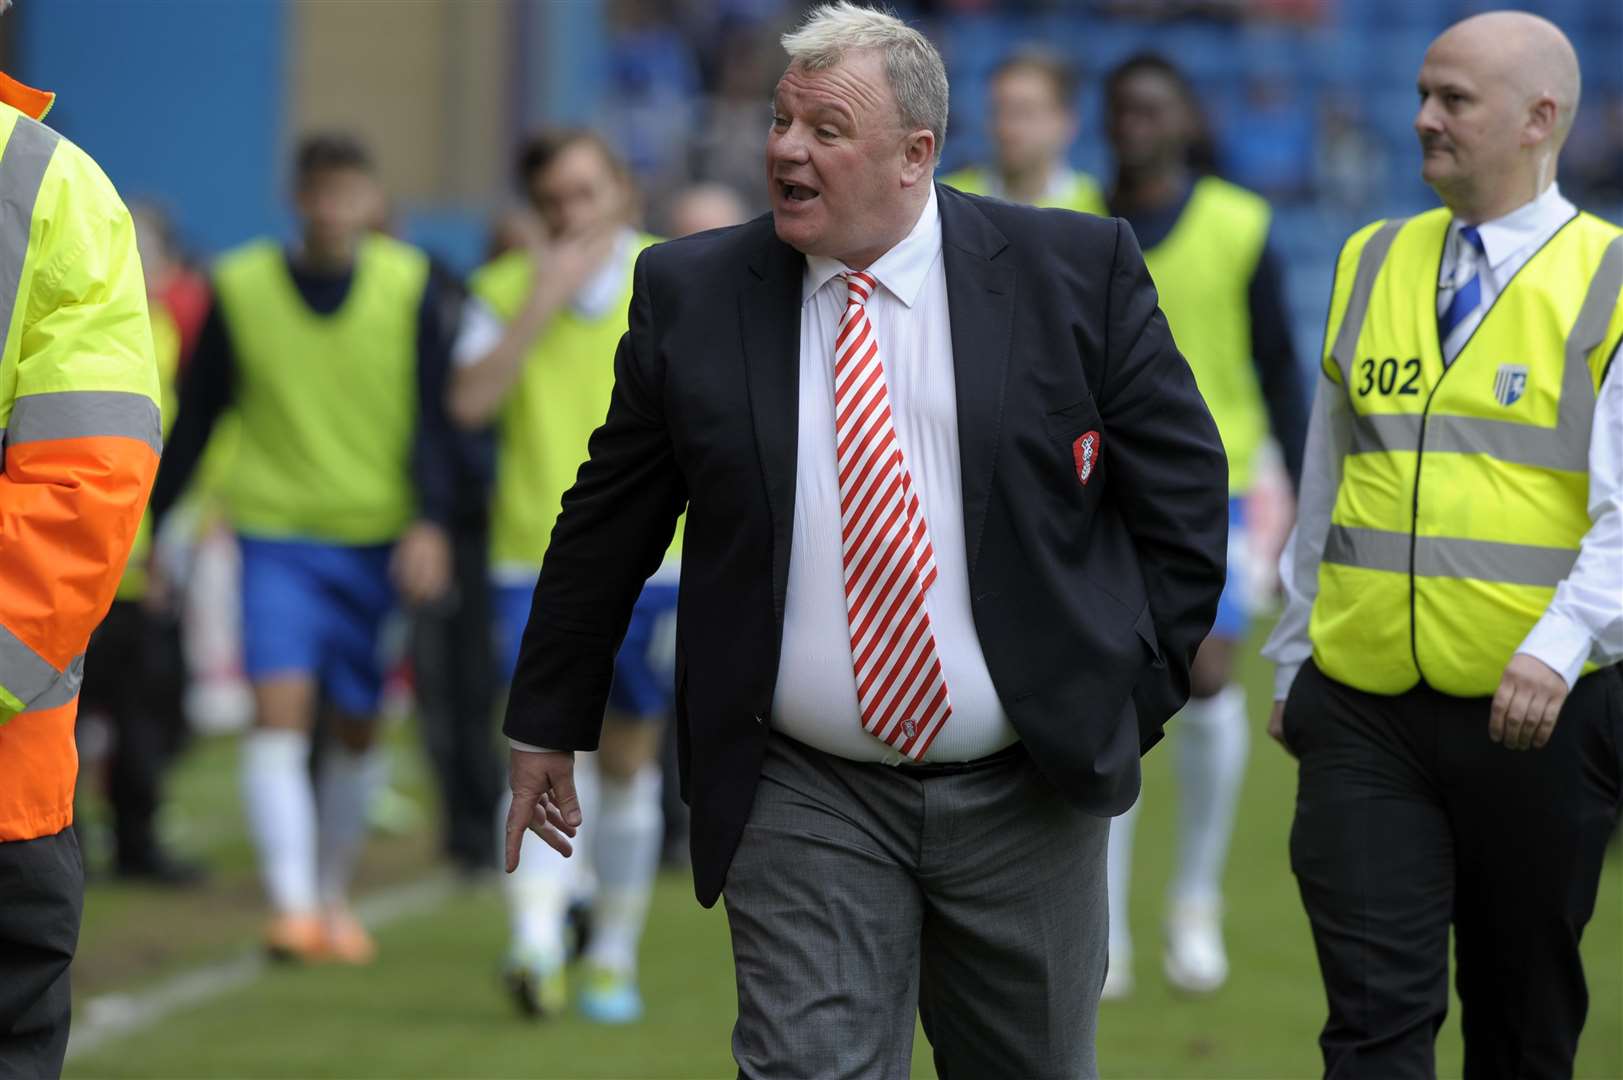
[771,183,1018,764]
[1264,183,1623,698]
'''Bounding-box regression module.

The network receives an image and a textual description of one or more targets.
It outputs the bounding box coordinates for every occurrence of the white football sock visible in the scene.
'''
[1170,684,1250,908]
[568,755,601,906]
[316,742,387,908]
[1106,797,1139,956]
[241,727,318,915]
[586,763,663,977]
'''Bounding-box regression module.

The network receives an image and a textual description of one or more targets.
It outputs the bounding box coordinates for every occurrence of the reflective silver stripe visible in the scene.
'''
[1350,412,1421,455]
[1323,524,1577,588]
[0,116,62,356]
[1323,524,1410,573]
[1351,410,1580,469]
[1556,232,1623,444]
[0,621,82,711]
[6,390,161,453]
[1415,535,1578,588]
[1346,231,1623,472]
[1329,218,1407,386]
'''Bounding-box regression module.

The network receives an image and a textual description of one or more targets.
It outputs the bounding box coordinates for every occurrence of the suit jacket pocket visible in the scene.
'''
[1043,397,1102,444]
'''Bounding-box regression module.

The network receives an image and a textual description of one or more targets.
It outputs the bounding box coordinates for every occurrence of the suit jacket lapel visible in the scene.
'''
[938,184,1013,581]
[739,223,806,623]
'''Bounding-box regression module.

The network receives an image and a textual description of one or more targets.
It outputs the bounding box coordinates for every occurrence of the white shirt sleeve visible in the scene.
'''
[508,739,563,754]
[1516,351,1623,688]
[452,297,506,369]
[1261,370,1351,701]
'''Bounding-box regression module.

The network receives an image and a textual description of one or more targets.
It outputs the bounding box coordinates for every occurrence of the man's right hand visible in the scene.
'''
[1268,700,1292,756]
[504,748,582,872]
[529,226,619,310]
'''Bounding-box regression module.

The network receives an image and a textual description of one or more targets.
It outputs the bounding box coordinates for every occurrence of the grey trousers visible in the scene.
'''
[723,734,1109,1080]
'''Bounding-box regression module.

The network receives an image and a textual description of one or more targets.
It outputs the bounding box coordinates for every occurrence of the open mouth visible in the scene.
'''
[778,180,821,202]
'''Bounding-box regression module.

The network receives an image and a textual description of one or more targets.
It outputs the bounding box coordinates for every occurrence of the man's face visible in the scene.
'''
[295,166,376,253]
[990,67,1075,175]
[767,51,922,263]
[530,140,628,240]
[1106,69,1192,175]
[1413,39,1525,199]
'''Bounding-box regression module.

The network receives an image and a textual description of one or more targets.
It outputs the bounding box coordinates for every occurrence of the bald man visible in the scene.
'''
[665,183,747,239]
[1263,12,1623,1078]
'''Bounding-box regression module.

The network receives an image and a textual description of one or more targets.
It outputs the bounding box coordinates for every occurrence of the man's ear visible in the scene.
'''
[900,128,937,186]
[1522,93,1558,148]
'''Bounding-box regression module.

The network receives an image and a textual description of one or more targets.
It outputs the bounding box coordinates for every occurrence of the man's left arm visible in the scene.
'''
[392,261,463,607]
[1247,231,1309,491]
[1098,219,1230,741]
[1497,350,1623,750]
[0,158,159,721]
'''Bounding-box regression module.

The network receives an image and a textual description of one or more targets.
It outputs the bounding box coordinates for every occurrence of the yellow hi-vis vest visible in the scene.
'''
[940,166,1107,216]
[471,234,671,575]
[212,235,428,544]
[1141,177,1271,492]
[1310,207,1623,697]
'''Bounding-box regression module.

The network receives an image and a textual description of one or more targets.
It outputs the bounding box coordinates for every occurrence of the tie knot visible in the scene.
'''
[1460,225,1485,255]
[843,271,877,308]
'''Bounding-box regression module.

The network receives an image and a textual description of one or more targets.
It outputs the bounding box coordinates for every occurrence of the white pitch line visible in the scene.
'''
[66,874,457,1063]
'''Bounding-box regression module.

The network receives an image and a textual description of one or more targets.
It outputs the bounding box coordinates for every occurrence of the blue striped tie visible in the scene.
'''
[1438,225,1485,343]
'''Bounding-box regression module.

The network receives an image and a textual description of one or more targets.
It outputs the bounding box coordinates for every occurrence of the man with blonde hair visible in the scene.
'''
[501,3,1226,1076]
[1265,11,1623,1077]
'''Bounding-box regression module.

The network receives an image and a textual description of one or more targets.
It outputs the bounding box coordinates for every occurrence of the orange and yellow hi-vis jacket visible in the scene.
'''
[0,72,161,842]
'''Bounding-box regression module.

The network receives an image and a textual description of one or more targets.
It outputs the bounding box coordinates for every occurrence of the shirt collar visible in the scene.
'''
[0,72,54,122]
[571,227,638,319]
[1455,182,1576,272]
[803,183,942,308]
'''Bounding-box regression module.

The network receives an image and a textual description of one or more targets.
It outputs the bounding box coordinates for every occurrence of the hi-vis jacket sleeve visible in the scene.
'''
[0,116,161,722]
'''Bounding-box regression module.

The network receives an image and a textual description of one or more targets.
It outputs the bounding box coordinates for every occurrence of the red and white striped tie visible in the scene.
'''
[833,270,952,760]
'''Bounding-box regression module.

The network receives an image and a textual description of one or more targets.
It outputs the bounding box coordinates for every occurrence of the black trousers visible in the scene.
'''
[78,600,187,869]
[0,828,83,1078]
[411,522,501,869]
[1284,658,1623,1080]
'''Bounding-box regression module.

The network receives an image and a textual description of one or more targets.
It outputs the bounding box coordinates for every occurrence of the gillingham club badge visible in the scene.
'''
[1493,364,1528,407]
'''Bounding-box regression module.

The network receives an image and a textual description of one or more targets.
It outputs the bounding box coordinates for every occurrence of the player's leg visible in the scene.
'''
[579,581,677,1023]
[492,579,581,1017]
[1165,497,1251,993]
[1102,798,1138,1000]
[309,542,405,965]
[237,537,326,961]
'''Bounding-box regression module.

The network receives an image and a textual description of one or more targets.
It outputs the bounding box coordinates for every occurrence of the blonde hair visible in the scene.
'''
[780,2,949,161]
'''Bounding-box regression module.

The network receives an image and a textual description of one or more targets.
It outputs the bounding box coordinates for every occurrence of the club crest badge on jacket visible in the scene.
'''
[1072,430,1101,485]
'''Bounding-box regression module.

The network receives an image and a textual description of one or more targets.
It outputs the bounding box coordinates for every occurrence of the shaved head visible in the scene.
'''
[1415,11,1581,221]
[1435,11,1579,141]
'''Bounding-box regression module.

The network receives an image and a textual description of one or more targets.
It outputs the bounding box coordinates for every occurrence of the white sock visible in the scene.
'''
[241,728,318,915]
[1170,684,1250,908]
[586,764,662,977]
[316,743,388,909]
[500,753,599,965]
[1106,798,1139,956]
[569,756,601,906]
